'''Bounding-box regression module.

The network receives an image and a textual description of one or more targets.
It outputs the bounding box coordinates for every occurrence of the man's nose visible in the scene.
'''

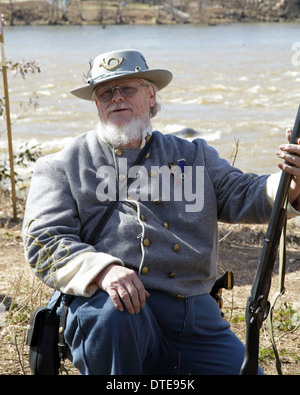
[111,88,124,102]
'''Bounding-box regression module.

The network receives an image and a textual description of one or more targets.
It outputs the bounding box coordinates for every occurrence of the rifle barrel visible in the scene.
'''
[240,104,300,375]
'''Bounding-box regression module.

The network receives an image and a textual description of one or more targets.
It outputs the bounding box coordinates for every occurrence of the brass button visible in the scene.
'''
[153,199,162,205]
[140,214,146,222]
[176,294,184,300]
[141,266,149,275]
[149,170,157,178]
[143,238,150,247]
[163,222,169,230]
[114,148,123,156]
[169,272,176,278]
[173,244,180,252]
[145,152,150,159]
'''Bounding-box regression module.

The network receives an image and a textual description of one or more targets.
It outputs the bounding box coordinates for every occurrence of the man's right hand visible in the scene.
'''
[94,264,150,314]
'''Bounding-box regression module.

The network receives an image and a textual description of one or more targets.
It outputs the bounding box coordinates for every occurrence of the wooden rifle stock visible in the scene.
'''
[240,105,300,375]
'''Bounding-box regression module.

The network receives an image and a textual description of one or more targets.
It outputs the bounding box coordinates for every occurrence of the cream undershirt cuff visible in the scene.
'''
[266,172,300,218]
[56,251,124,297]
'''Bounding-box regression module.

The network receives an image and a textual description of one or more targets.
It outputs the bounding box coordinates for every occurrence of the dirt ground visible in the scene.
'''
[1,0,299,376]
[0,187,299,375]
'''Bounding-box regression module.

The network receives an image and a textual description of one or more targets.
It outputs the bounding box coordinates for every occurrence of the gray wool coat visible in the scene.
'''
[23,128,296,299]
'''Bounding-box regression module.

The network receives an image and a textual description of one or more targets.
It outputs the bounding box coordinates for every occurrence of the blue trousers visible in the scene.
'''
[60,289,262,375]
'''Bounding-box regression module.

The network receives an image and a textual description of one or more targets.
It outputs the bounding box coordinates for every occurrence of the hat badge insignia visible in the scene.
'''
[100,57,124,71]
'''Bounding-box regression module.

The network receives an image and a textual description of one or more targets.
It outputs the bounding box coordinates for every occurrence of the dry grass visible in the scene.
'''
[0,189,78,374]
[0,188,299,375]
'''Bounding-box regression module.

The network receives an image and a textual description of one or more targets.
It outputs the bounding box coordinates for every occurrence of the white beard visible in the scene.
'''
[97,117,150,147]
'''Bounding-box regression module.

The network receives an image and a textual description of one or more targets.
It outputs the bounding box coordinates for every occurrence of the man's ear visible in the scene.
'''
[149,85,156,107]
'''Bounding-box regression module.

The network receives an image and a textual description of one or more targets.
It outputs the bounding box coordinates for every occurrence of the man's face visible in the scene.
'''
[94,78,156,129]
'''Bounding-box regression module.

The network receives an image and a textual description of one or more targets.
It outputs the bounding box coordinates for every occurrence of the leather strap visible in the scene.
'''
[267,197,288,375]
[57,294,74,374]
[55,135,154,373]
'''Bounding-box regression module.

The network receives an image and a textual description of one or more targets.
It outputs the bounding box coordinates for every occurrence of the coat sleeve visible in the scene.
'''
[200,141,300,223]
[22,156,123,297]
[199,140,271,223]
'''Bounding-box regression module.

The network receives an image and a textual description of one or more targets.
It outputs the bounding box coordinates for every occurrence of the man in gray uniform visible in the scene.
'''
[23,49,300,375]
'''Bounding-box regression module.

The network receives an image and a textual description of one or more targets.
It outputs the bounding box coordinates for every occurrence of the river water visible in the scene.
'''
[1,23,300,178]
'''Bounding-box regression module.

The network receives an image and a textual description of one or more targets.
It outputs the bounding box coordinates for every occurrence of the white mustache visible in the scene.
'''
[108,103,130,113]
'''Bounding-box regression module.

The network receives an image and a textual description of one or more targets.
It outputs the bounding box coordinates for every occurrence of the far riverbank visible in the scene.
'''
[1,0,300,27]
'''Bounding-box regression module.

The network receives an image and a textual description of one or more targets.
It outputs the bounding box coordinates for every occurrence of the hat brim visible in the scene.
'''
[70,69,173,101]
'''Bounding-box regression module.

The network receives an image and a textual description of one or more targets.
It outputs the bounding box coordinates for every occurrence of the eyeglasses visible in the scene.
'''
[95,83,149,102]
